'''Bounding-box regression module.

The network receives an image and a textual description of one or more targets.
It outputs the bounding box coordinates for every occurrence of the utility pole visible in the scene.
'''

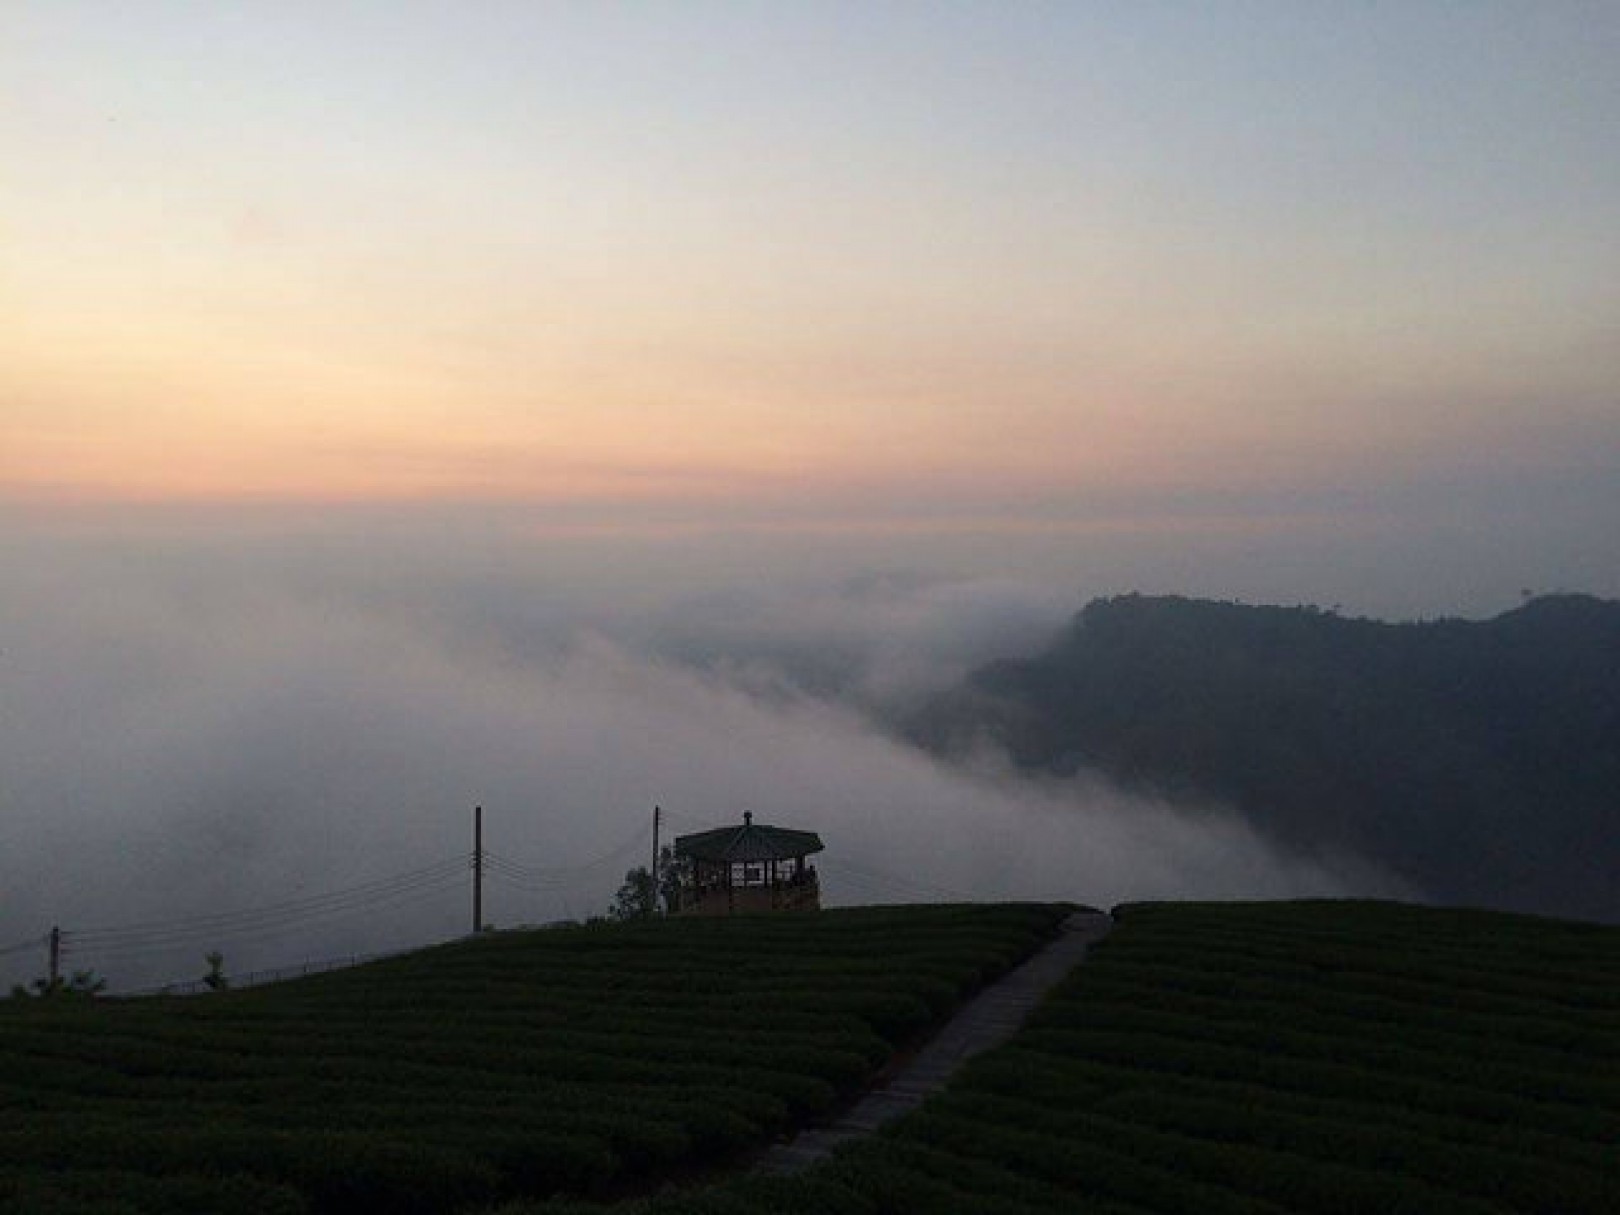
[472,805,484,934]
[650,805,661,918]
[48,926,60,989]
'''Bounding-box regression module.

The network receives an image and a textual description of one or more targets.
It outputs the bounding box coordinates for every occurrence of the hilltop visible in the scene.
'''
[905,593,1620,923]
[594,899,1620,1215]
[4,901,1615,1214]
[0,904,1067,1214]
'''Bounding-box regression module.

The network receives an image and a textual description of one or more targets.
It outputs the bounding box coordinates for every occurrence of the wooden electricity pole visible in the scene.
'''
[650,805,661,917]
[48,926,60,988]
[472,805,484,934]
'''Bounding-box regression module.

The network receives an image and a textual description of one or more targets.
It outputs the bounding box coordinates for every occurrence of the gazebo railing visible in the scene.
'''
[680,865,819,914]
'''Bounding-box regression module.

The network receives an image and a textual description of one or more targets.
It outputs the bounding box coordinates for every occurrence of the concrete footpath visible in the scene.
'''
[758,908,1114,1174]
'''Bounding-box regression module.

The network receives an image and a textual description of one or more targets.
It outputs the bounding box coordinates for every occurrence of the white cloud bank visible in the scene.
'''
[0,528,1406,991]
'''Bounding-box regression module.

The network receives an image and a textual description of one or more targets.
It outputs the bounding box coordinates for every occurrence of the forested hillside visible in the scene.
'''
[908,594,1620,922]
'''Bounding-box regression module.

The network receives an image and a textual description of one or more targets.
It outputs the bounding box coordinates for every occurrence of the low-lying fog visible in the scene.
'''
[3,515,1423,991]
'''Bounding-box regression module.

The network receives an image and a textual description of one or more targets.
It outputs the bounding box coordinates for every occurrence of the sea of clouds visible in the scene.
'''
[0,518,1406,991]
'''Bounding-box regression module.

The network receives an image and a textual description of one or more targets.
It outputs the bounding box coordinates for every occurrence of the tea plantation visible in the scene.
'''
[0,904,1066,1214]
[522,901,1620,1215]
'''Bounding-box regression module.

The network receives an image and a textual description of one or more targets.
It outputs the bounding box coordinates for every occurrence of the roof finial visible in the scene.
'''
[744,811,753,826]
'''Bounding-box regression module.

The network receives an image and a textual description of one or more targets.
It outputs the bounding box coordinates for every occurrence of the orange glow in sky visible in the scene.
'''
[5,5,1616,535]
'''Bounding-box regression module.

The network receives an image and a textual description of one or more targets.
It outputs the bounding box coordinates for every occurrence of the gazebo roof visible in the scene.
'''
[675,813,825,864]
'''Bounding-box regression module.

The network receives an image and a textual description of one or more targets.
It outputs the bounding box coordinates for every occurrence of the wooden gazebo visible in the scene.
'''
[673,812,824,916]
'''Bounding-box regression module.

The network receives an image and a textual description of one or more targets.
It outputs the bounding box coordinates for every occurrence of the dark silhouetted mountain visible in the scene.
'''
[907,594,1620,922]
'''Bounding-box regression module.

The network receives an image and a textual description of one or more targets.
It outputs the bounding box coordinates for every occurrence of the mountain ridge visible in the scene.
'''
[906,592,1620,923]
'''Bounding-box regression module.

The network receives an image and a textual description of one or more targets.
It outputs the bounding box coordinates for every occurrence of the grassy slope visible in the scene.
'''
[546,901,1620,1215]
[0,904,1068,1215]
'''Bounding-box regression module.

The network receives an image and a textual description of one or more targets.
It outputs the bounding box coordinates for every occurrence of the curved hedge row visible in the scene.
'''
[564,900,1619,1215]
[0,903,1067,1213]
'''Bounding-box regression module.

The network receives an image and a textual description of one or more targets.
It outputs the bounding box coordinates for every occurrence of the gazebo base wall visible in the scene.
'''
[679,883,820,916]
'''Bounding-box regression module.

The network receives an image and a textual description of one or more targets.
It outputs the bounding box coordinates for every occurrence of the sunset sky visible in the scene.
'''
[5,4,1617,560]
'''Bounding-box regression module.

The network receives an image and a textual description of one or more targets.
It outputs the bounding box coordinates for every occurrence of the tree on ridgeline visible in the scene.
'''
[610,866,656,920]
[609,845,689,919]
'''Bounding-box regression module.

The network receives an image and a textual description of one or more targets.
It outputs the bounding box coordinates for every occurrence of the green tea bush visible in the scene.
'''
[670,900,1617,1215]
[0,905,1062,1213]
[0,1170,307,1215]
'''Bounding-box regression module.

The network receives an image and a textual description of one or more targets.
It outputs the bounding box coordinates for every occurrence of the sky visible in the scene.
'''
[5,3,1617,574]
[2,5,1617,987]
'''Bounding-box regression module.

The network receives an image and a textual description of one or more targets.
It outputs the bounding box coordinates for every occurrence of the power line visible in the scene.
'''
[480,823,649,882]
[68,876,468,961]
[0,934,45,960]
[62,856,471,955]
[32,810,670,987]
[63,877,467,957]
[52,811,662,970]
[69,855,470,940]
[61,875,469,965]
[481,853,583,892]
[480,842,645,893]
